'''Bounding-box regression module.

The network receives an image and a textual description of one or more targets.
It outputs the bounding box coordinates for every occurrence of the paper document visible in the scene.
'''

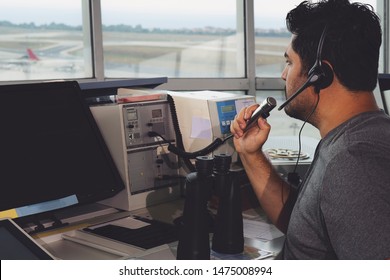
[243,219,284,242]
[190,116,212,139]
[87,216,150,230]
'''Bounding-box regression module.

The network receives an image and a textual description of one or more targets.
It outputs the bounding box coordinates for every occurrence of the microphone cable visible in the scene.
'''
[148,131,230,159]
[288,93,320,186]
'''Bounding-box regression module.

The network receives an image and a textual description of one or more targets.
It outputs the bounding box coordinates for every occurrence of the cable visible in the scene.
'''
[283,93,320,206]
[166,94,196,172]
[148,131,226,159]
[292,93,321,176]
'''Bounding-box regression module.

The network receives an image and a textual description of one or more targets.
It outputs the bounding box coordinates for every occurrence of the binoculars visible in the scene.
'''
[176,154,244,260]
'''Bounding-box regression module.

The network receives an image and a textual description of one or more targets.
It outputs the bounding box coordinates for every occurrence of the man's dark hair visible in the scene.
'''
[286,0,381,91]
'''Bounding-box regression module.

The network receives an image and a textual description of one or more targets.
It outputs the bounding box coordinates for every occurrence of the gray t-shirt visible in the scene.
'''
[283,111,390,259]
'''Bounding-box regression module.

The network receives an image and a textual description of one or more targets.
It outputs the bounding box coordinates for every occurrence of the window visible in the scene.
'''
[254,0,378,78]
[254,1,296,78]
[101,0,245,78]
[0,0,92,82]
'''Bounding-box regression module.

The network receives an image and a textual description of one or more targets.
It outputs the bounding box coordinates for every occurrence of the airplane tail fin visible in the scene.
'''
[26,48,39,61]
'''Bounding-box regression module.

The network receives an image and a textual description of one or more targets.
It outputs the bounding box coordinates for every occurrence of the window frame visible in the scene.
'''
[1,0,388,95]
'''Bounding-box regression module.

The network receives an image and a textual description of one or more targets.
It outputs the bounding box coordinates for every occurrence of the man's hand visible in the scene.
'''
[230,103,271,155]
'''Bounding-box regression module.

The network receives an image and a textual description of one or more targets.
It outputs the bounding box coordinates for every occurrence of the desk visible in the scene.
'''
[33,200,284,260]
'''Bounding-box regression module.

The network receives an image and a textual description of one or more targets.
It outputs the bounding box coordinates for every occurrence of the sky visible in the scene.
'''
[0,0,377,29]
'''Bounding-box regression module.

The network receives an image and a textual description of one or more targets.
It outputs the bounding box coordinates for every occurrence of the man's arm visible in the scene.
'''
[231,105,296,233]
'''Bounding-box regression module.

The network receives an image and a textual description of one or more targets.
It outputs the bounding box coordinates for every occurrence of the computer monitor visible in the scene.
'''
[0,81,124,219]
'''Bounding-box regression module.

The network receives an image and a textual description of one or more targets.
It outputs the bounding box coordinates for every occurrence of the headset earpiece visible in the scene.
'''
[317,62,334,90]
[307,24,334,93]
[309,62,334,93]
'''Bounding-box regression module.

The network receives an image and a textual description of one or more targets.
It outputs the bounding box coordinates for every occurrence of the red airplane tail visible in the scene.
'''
[26,48,39,61]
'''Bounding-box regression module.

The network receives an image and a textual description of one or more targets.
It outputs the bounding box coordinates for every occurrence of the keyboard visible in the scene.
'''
[83,216,179,250]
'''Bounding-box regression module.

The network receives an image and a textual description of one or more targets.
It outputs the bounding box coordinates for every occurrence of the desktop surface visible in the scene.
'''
[32,199,283,260]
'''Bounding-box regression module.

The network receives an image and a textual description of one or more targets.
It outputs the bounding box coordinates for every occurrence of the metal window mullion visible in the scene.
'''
[90,0,105,80]
[384,0,390,73]
[245,0,256,95]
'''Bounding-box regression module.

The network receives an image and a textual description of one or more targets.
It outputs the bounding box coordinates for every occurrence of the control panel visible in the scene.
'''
[215,100,241,135]
[122,102,175,148]
[90,99,181,211]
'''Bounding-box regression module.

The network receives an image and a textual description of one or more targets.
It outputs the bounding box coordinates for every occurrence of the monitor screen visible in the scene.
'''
[0,81,124,217]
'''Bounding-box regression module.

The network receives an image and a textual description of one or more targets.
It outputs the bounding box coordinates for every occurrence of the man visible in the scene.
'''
[231,0,390,259]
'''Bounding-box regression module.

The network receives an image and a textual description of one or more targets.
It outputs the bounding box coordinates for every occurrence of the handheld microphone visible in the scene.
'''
[244,97,277,132]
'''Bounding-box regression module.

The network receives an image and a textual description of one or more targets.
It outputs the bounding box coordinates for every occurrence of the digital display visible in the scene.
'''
[152,109,162,118]
[127,110,137,120]
[221,105,235,113]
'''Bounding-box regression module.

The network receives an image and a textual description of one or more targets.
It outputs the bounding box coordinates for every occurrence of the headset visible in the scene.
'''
[278,25,334,111]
